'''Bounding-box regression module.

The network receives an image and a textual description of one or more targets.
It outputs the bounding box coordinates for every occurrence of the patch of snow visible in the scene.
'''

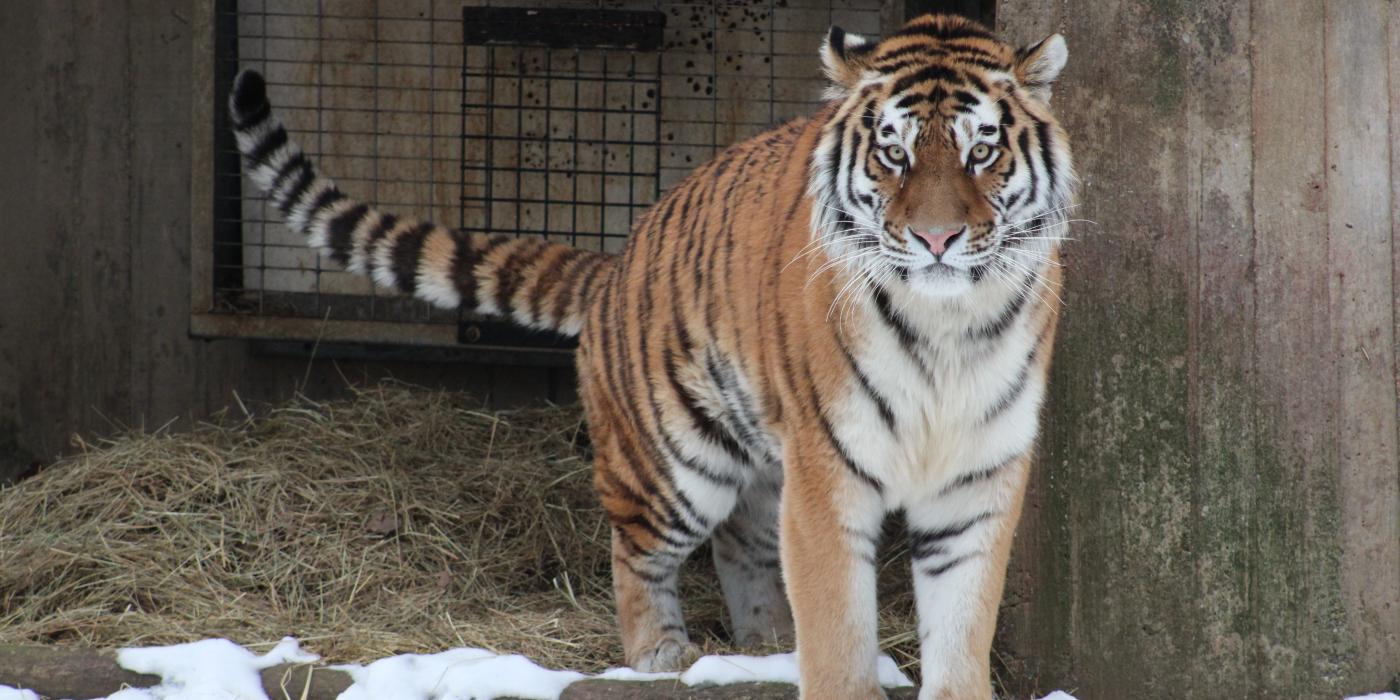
[593,667,680,682]
[680,651,913,688]
[113,637,317,700]
[106,635,1400,700]
[332,648,585,700]
[0,687,40,700]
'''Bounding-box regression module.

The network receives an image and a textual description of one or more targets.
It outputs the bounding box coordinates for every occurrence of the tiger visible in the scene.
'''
[228,13,1072,700]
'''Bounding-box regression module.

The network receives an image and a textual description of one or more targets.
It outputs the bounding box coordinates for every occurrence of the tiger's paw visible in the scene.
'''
[631,637,699,673]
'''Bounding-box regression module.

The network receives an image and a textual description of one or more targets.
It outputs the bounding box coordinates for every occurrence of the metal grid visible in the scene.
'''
[206,0,888,345]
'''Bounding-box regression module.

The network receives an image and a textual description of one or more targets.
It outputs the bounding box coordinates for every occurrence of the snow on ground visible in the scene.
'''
[680,651,913,688]
[2,637,1397,700]
[333,648,585,700]
[104,637,318,700]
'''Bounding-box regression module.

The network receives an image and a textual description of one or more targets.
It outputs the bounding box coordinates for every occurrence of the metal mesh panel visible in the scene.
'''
[208,0,886,341]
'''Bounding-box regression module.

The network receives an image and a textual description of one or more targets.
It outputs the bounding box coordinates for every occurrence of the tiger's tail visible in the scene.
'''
[227,70,615,337]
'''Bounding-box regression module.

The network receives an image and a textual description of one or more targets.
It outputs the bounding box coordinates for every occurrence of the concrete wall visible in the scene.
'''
[996,0,1400,696]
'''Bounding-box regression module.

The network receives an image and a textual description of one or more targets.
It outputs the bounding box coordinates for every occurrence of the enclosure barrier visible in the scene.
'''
[0,644,918,700]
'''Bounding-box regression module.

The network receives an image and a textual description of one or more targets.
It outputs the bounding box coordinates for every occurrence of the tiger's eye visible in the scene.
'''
[970,143,992,163]
[883,144,906,164]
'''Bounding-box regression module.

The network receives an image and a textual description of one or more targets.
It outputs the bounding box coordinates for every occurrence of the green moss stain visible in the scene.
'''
[1146,0,1187,115]
[999,276,1358,698]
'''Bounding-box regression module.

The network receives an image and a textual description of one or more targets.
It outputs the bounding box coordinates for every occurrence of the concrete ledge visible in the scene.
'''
[0,645,918,699]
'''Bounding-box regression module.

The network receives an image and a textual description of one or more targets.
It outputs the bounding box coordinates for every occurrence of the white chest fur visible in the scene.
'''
[829,265,1051,508]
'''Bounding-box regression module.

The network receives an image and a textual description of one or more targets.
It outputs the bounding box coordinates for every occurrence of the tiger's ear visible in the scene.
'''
[1015,34,1068,101]
[821,26,877,96]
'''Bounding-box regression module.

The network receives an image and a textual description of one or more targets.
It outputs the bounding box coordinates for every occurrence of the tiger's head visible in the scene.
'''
[809,14,1074,299]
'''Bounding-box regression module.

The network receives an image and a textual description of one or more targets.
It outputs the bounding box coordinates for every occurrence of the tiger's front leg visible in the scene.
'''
[781,437,888,700]
[906,453,1033,700]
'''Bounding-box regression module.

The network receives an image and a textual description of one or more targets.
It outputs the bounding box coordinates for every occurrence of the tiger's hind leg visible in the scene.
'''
[593,427,736,672]
[712,472,793,647]
[608,526,697,672]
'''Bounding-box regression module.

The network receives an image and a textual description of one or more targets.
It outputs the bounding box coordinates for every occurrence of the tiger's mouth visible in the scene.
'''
[915,261,961,276]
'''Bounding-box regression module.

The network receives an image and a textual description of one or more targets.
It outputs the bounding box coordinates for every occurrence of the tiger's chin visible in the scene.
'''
[903,262,975,298]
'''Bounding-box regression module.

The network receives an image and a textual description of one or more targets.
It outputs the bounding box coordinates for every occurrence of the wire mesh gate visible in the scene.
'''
[191,0,890,357]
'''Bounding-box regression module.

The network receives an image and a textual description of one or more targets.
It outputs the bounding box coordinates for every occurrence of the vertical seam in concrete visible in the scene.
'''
[125,0,138,425]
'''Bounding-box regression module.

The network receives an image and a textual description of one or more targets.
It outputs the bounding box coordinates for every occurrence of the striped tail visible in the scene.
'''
[227,69,615,337]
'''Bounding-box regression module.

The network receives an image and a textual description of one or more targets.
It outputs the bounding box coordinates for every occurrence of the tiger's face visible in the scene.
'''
[809,15,1074,299]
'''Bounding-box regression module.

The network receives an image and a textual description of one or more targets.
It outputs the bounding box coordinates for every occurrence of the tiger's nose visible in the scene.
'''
[912,228,962,256]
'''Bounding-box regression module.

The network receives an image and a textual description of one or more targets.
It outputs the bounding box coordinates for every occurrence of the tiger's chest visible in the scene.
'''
[827,288,1048,507]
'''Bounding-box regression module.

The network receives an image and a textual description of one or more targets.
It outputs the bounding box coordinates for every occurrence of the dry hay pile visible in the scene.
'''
[0,382,919,673]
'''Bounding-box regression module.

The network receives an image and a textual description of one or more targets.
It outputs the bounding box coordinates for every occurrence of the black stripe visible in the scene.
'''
[1035,119,1057,199]
[939,454,1018,497]
[970,283,1030,340]
[818,406,884,494]
[390,222,434,294]
[1000,99,1016,130]
[524,248,573,323]
[244,126,287,169]
[876,43,948,65]
[568,256,610,320]
[948,54,1010,71]
[1018,128,1039,208]
[1002,189,1024,213]
[952,89,980,106]
[658,431,745,489]
[622,510,692,550]
[664,358,751,468]
[828,26,847,58]
[599,469,650,510]
[266,152,308,203]
[275,162,316,216]
[230,72,271,126]
[920,553,976,579]
[837,340,896,433]
[232,102,271,131]
[326,203,370,266]
[940,40,1002,60]
[892,22,994,42]
[602,236,712,540]
[962,69,991,94]
[872,288,918,346]
[872,286,938,383]
[492,240,543,315]
[620,554,670,585]
[537,252,587,324]
[305,188,347,231]
[909,512,993,560]
[612,428,706,543]
[365,213,399,246]
[452,234,508,311]
[891,65,961,96]
[980,354,1033,423]
[703,353,775,464]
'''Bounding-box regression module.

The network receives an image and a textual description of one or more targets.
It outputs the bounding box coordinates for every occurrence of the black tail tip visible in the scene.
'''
[230,69,270,127]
